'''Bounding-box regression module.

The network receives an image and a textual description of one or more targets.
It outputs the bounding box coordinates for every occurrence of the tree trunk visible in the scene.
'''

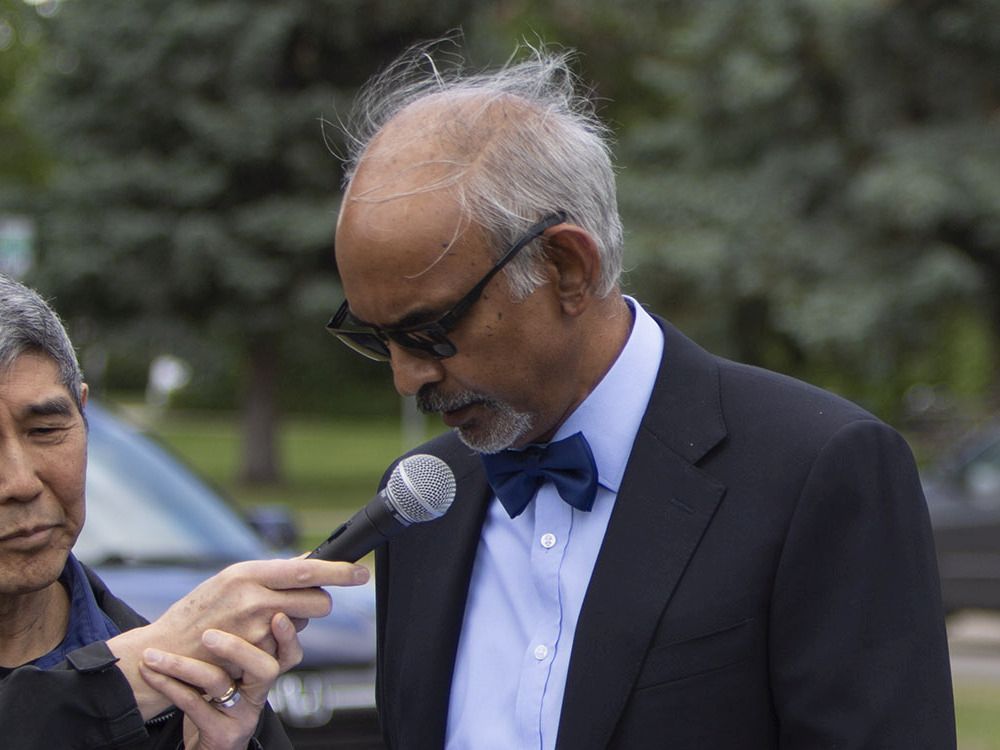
[238,338,281,485]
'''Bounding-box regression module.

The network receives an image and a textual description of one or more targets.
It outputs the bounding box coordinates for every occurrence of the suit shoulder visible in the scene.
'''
[708,358,908,466]
[717,357,878,427]
[650,317,892,462]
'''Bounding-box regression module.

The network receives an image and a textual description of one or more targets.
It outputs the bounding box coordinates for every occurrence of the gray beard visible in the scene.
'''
[417,388,535,454]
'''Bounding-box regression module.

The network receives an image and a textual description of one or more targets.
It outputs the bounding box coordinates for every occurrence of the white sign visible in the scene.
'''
[0,216,35,279]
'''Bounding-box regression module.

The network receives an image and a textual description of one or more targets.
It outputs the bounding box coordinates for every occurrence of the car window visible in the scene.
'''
[75,406,268,566]
[963,438,1000,507]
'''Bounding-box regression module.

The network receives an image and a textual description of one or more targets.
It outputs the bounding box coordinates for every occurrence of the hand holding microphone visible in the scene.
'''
[308,454,456,562]
[101,457,448,725]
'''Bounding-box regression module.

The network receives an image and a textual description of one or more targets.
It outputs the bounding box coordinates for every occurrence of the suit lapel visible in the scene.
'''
[380,436,491,749]
[556,319,729,750]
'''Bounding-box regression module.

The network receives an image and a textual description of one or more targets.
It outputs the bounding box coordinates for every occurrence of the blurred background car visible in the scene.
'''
[922,422,1000,615]
[73,402,384,750]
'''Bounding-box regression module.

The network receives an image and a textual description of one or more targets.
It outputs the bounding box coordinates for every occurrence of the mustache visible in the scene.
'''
[417,387,491,415]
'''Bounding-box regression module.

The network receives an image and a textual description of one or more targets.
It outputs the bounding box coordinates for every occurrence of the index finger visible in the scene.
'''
[225,558,369,590]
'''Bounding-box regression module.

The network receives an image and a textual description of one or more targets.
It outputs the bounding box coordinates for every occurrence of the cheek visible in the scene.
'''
[449,348,548,409]
[450,295,564,398]
[63,477,87,540]
[63,489,86,540]
[48,447,88,541]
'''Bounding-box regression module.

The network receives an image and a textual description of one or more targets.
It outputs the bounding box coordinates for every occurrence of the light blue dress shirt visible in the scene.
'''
[445,298,665,750]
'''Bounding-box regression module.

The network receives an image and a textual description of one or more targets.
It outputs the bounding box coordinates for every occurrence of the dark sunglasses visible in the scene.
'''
[327,210,567,362]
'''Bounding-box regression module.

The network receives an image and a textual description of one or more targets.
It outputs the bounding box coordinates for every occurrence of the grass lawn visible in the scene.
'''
[956,682,1000,749]
[149,408,437,551]
[146,407,999,743]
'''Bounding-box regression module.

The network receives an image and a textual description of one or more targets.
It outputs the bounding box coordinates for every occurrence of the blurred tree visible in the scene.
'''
[0,0,49,191]
[487,0,1000,420]
[24,0,480,484]
[17,0,999,479]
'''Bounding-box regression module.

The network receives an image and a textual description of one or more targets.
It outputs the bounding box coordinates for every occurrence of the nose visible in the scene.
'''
[0,439,44,503]
[389,345,445,397]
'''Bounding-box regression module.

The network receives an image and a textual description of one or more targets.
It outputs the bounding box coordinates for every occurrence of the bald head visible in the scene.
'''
[336,41,625,300]
[345,92,541,208]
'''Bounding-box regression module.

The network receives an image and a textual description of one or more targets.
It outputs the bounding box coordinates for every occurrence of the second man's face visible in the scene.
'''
[0,352,88,596]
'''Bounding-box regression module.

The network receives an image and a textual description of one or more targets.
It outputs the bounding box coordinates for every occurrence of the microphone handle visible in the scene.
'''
[307,489,406,562]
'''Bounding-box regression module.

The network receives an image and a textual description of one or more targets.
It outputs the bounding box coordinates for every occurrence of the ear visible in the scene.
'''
[80,382,89,408]
[542,225,602,316]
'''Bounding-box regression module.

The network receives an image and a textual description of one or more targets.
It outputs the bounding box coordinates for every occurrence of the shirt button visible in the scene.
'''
[540,533,557,549]
[533,644,549,660]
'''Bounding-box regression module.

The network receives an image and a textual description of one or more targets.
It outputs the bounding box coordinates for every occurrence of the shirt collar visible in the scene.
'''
[554,296,664,493]
[31,553,121,669]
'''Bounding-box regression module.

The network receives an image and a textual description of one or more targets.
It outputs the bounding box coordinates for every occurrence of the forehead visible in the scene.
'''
[335,187,492,326]
[0,352,72,410]
[334,96,510,324]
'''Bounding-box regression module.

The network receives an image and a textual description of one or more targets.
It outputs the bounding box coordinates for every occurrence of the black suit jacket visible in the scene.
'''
[374,318,955,749]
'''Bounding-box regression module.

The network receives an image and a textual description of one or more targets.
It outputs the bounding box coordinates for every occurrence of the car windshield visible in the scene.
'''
[74,405,268,566]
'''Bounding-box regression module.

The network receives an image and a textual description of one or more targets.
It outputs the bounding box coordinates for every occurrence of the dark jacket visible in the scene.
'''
[0,563,291,749]
[374,318,956,749]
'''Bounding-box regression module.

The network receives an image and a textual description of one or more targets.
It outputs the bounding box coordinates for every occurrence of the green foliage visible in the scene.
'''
[21,0,484,385]
[0,0,50,189]
[29,2,328,343]
[6,0,998,438]
[505,0,1000,418]
[12,0,495,481]
[6,0,498,485]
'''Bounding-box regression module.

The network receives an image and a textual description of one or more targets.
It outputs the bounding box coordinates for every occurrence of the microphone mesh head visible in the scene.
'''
[386,454,456,524]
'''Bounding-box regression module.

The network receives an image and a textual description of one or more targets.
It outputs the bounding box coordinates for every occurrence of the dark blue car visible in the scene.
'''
[922,422,1000,615]
[73,403,383,749]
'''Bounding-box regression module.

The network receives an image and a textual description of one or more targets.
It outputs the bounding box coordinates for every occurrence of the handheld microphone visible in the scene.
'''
[307,454,456,562]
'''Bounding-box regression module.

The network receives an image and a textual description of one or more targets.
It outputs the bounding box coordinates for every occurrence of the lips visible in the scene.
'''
[418,387,481,419]
[0,523,60,546]
[441,402,478,427]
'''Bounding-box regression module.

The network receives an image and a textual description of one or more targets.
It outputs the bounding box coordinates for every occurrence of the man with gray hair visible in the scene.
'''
[327,41,955,749]
[0,273,370,748]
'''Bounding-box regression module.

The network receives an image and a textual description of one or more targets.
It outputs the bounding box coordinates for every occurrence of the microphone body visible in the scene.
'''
[308,487,412,562]
[307,454,455,563]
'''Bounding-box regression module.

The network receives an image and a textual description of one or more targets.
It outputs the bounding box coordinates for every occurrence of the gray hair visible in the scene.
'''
[340,40,624,299]
[0,273,84,413]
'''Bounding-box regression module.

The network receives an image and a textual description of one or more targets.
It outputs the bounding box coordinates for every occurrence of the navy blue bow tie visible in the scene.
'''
[480,432,599,519]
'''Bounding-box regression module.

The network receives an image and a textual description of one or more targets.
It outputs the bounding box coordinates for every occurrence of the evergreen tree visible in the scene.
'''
[21,0,1000,479]
[491,0,1000,419]
[0,0,49,193]
[26,0,479,483]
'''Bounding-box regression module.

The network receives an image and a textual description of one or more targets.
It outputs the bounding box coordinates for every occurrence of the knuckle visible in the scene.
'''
[229,560,252,575]
[261,660,281,683]
[222,561,258,589]
[257,634,279,653]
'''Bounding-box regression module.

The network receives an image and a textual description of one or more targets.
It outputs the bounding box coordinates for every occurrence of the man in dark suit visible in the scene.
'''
[327,41,956,749]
